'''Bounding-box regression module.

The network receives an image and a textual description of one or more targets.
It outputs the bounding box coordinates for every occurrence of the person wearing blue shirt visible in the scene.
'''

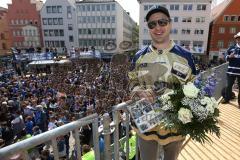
[222,32,240,107]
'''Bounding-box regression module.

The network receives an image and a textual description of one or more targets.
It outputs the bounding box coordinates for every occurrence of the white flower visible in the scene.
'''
[178,108,193,124]
[183,82,200,98]
[206,104,215,114]
[200,97,212,106]
[211,97,218,108]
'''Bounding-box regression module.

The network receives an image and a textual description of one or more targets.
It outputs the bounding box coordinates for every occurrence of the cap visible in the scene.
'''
[146,6,170,22]
[234,32,240,39]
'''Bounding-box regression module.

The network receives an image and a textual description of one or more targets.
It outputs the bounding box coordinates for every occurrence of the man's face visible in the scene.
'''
[147,12,171,44]
[235,37,240,44]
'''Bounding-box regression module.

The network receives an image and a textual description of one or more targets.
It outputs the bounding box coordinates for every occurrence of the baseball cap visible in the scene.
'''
[234,32,240,39]
[146,6,170,22]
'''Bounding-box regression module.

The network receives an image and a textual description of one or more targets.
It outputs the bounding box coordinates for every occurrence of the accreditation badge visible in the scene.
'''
[171,62,189,81]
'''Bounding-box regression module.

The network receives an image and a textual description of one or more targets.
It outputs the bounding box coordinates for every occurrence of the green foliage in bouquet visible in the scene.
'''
[155,72,220,144]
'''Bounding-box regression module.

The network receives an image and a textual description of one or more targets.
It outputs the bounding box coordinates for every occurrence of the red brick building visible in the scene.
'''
[208,0,240,60]
[6,0,43,50]
[0,7,11,56]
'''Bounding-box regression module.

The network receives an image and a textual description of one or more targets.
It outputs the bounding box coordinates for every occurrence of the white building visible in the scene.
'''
[75,0,137,52]
[40,0,77,53]
[22,25,41,48]
[138,0,212,56]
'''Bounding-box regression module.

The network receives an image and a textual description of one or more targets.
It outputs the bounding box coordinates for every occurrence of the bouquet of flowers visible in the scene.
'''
[154,72,220,143]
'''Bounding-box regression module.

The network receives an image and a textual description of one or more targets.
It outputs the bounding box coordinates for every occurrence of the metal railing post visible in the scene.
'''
[51,138,59,160]
[125,112,130,160]
[74,129,82,160]
[102,113,112,160]
[92,117,100,160]
[113,110,120,160]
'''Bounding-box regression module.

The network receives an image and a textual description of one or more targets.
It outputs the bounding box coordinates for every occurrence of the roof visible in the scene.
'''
[211,0,232,22]
[28,59,71,65]
[0,7,7,11]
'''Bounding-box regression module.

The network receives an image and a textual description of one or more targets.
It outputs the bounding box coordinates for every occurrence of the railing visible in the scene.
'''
[0,114,100,160]
[200,62,228,100]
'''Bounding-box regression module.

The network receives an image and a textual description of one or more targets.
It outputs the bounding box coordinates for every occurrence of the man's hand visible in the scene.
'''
[229,52,235,58]
[131,88,155,103]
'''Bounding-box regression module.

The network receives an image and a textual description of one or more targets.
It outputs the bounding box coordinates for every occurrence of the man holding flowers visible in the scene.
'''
[128,6,197,160]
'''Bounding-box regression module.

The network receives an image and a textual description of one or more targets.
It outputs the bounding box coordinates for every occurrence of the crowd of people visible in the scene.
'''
[0,55,131,159]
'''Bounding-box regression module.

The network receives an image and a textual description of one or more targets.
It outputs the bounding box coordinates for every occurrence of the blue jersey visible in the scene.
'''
[225,44,240,76]
[129,41,196,92]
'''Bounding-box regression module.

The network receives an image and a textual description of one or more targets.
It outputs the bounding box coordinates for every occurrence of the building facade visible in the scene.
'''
[208,0,240,60]
[40,0,77,54]
[0,7,11,56]
[6,0,43,50]
[75,0,137,52]
[138,0,211,57]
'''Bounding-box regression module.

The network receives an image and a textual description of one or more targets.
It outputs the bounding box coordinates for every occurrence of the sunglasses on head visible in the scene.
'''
[147,19,171,29]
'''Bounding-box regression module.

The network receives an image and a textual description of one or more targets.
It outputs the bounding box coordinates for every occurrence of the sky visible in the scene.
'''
[0,0,225,24]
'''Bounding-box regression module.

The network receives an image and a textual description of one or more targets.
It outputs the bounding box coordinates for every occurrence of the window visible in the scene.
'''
[53,18,58,25]
[102,17,105,23]
[60,41,65,47]
[68,24,73,30]
[196,17,205,23]
[112,4,115,11]
[42,18,47,25]
[46,6,52,13]
[107,28,111,34]
[67,6,72,19]
[217,40,224,48]
[193,41,203,47]
[58,18,63,25]
[49,30,54,36]
[54,30,59,36]
[111,28,115,34]
[111,16,115,23]
[229,27,236,34]
[182,17,192,22]
[44,30,48,36]
[107,16,110,23]
[238,16,240,21]
[173,17,178,22]
[57,6,62,13]
[183,4,192,10]
[48,18,53,25]
[197,4,206,10]
[171,29,178,34]
[106,4,110,11]
[144,28,148,34]
[194,29,204,35]
[182,29,191,34]
[60,30,64,36]
[92,5,95,11]
[170,4,179,10]
[52,6,57,13]
[87,5,90,11]
[96,5,100,11]
[224,15,230,22]
[219,27,225,33]
[101,4,105,11]
[231,16,237,22]
[69,36,74,42]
